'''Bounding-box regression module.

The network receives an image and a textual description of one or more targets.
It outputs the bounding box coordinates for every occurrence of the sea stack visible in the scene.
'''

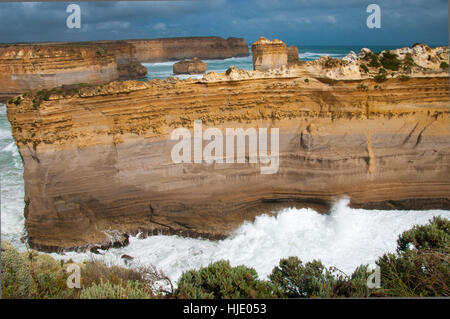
[173,57,207,74]
[251,37,288,71]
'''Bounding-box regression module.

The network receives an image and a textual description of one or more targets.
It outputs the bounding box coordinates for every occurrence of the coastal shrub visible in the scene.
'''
[403,53,414,67]
[81,259,145,287]
[23,252,77,299]
[360,64,369,73]
[175,260,275,299]
[398,75,410,81]
[269,257,336,298]
[440,61,449,70]
[80,280,151,299]
[380,51,401,71]
[376,216,450,297]
[367,53,380,68]
[376,248,449,297]
[396,216,449,253]
[374,74,387,82]
[1,241,35,299]
[330,265,374,297]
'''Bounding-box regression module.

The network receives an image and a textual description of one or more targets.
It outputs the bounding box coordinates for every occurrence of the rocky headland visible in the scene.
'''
[0,37,249,102]
[5,38,450,252]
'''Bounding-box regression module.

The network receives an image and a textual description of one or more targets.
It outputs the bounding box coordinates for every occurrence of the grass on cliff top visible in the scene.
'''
[2,216,449,299]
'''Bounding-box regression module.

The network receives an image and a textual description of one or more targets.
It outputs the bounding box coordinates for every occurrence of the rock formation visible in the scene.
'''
[287,46,299,65]
[0,44,119,102]
[251,37,288,71]
[6,44,450,252]
[125,37,249,62]
[173,58,207,74]
[0,37,249,102]
[117,58,148,80]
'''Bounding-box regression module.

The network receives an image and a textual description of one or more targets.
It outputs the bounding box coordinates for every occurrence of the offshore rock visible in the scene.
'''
[173,58,207,74]
[251,37,288,71]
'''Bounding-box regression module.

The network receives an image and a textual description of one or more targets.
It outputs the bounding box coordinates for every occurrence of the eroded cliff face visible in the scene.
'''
[6,52,450,251]
[0,37,249,101]
[125,37,249,62]
[0,45,119,102]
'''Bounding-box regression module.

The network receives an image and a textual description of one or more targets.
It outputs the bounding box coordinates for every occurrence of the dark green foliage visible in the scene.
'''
[403,53,414,66]
[397,216,449,253]
[376,216,450,297]
[269,257,336,298]
[360,64,369,73]
[31,89,52,109]
[175,260,275,299]
[380,51,401,71]
[367,53,380,68]
[398,75,410,81]
[377,248,449,296]
[440,61,449,70]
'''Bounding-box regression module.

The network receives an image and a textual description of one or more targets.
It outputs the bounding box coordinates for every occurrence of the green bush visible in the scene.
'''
[440,61,449,70]
[269,257,336,298]
[360,64,369,73]
[175,260,275,299]
[376,216,450,297]
[81,259,145,287]
[397,216,449,253]
[1,241,35,299]
[376,248,449,297]
[367,53,381,68]
[80,280,151,299]
[380,51,401,71]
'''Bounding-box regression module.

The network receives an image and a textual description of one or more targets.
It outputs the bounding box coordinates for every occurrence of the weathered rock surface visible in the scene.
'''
[125,37,249,62]
[251,37,288,71]
[0,37,249,101]
[0,44,119,102]
[287,46,299,65]
[6,46,450,251]
[173,58,207,74]
[117,58,148,80]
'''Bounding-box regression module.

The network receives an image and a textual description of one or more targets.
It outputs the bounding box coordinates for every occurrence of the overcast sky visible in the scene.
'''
[0,0,448,46]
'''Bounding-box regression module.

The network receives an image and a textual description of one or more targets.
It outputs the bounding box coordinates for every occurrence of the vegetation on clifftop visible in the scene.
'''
[2,217,449,299]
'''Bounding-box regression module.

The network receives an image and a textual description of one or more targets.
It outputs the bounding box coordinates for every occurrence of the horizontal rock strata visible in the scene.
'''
[6,60,450,251]
[0,44,119,102]
[0,37,249,101]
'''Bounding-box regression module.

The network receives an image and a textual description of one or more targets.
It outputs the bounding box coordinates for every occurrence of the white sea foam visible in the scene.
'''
[0,80,448,287]
[50,198,450,283]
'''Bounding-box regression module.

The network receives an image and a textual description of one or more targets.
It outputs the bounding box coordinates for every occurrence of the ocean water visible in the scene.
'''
[143,45,401,80]
[1,45,448,283]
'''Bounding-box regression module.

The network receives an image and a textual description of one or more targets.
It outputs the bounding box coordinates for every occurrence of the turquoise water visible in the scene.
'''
[143,45,402,80]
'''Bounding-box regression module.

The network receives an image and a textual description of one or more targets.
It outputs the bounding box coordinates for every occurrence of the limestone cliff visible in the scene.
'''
[0,37,249,101]
[0,44,119,102]
[125,37,249,62]
[6,41,450,252]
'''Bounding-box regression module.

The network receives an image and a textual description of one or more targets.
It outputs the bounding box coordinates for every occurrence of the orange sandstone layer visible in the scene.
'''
[0,37,248,102]
[0,44,119,102]
[6,65,450,251]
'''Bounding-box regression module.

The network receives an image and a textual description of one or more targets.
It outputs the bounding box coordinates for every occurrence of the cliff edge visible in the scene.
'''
[5,42,450,252]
